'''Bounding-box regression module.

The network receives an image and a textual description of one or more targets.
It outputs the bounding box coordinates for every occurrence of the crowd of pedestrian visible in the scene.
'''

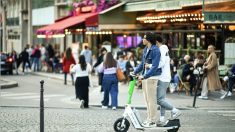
[6,33,234,127]
[10,44,61,75]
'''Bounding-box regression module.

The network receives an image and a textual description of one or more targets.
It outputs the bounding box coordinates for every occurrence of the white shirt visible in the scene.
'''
[80,49,92,64]
[158,45,171,82]
[71,63,91,77]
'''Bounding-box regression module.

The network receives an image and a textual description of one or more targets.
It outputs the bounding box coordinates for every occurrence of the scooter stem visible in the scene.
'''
[127,79,137,104]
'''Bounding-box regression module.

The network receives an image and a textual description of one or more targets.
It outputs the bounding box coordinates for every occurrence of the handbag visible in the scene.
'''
[116,68,126,82]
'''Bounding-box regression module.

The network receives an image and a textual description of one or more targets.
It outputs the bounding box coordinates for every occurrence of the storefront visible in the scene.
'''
[36,5,98,53]
[123,0,235,64]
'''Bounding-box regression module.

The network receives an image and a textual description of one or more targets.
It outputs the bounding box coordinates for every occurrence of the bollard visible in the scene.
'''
[40,80,44,132]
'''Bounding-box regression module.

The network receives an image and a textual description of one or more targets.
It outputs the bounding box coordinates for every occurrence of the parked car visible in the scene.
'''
[0,53,13,75]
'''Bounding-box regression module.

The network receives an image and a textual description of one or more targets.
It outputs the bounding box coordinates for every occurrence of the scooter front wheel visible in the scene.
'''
[113,118,130,132]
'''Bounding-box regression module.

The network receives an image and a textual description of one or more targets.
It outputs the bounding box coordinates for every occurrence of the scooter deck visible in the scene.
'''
[143,125,178,130]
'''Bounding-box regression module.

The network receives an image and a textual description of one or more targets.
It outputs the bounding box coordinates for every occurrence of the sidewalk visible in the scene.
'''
[32,72,235,109]
[0,77,18,89]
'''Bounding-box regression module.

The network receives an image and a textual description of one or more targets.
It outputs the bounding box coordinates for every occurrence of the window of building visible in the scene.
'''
[32,0,54,9]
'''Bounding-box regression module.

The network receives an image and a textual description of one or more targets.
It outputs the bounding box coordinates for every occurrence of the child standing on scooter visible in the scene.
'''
[133,32,161,127]
[155,35,181,127]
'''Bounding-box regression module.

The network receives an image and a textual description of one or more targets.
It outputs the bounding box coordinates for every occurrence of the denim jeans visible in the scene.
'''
[101,74,118,107]
[33,58,40,71]
[156,80,173,116]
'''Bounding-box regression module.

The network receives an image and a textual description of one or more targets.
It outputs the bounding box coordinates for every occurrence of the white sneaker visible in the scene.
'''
[227,91,232,97]
[156,120,169,127]
[112,107,117,110]
[141,121,156,128]
[220,89,226,95]
[80,100,84,108]
[220,93,227,99]
[198,96,208,100]
[171,110,181,120]
[101,106,108,109]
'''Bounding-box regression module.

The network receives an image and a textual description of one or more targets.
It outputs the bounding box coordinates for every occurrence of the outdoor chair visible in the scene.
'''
[177,69,190,95]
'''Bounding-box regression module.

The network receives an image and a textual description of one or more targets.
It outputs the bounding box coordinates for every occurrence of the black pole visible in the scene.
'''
[40,80,44,132]
[193,70,202,107]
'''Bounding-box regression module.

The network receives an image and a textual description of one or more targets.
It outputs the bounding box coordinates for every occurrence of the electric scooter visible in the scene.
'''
[113,74,181,132]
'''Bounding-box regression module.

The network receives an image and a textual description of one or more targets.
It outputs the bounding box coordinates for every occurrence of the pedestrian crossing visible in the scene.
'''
[0,92,65,101]
[208,109,235,121]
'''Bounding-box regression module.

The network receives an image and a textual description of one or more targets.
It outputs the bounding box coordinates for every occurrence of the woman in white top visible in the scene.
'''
[70,55,92,108]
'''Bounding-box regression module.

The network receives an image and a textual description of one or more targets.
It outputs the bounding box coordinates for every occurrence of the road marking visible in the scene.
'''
[208,111,235,113]
[5,94,65,99]
[0,93,37,97]
[35,98,49,101]
[61,97,80,104]
[200,107,235,110]
[218,114,235,117]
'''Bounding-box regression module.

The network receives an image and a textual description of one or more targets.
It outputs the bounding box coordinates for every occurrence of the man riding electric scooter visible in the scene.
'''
[133,32,161,127]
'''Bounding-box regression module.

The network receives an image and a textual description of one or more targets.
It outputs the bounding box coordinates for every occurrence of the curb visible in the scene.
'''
[0,78,18,89]
[31,72,67,82]
[0,104,191,111]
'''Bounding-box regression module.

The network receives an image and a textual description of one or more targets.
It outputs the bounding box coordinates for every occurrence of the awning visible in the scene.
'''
[137,9,202,24]
[85,13,99,26]
[37,13,98,35]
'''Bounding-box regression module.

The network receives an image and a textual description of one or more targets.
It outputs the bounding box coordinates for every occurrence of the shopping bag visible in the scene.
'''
[116,68,126,82]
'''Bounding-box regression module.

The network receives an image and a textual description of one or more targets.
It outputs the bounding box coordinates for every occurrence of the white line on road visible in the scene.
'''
[0,93,37,97]
[208,111,235,113]
[4,94,65,99]
[218,114,235,117]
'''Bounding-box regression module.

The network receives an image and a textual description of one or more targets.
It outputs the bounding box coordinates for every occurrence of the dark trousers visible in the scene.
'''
[101,74,118,107]
[64,73,74,85]
[228,76,235,92]
[98,73,104,91]
[22,60,31,72]
[75,76,89,108]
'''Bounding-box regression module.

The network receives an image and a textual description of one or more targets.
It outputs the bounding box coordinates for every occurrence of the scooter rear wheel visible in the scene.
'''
[114,118,130,132]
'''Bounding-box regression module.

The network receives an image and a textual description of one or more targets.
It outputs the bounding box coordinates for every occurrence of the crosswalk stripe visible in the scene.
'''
[218,114,235,117]
[5,94,65,99]
[0,93,37,97]
[208,111,235,113]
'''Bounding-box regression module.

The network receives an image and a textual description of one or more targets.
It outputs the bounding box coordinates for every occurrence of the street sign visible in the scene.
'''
[204,12,235,24]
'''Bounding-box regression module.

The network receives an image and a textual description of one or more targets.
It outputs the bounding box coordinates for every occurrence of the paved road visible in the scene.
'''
[1,106,235,132]
[1,74,235,132]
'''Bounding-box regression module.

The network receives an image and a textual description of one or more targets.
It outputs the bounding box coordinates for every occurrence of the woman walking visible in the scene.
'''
[62,48,75,85]
[98,52,119,110]
[70,55,92,108]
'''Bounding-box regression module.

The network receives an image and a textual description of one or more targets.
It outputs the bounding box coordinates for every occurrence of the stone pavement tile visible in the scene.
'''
[1,107,235,132]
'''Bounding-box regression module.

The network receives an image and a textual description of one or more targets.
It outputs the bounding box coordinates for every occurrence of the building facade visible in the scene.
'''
[0,0,33,53]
